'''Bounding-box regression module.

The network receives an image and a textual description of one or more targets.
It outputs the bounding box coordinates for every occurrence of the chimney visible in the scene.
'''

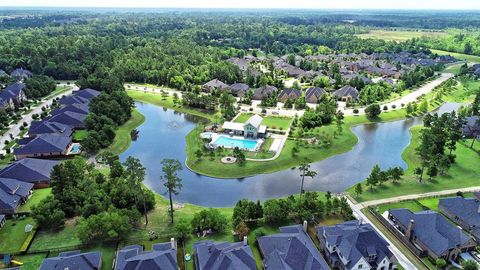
[170,237,176,250]
[303,220,308,233]
[243,236,248,246]
[406,219,415,240]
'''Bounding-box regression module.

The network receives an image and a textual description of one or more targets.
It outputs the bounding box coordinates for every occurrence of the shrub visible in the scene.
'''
[249,108,253,112]
[435,258,446,269]
[353,109,359,114]
[392,104,396,109]
[383,105,388,111]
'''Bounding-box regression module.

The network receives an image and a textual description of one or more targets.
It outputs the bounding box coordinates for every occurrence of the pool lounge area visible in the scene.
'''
[67,143,82,155]
[208,134,263,151]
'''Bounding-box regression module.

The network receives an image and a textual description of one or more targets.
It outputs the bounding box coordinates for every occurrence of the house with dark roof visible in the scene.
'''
[1,82,27,107]
[439,196,480,241]
[40,250,102,270]
[51,102,89,116]
[28,121,73,138]
[388,209,476,261]
[317,220,397,270]
[0,214,5,228]
[257,223,330,270]
[193,237,257,270]
[14,134,72,160]
[334,86,359,101]
[10,68,32,81]
[0,178,34,214]
[72,88,101,100]
[462,116,480,138]
[230,83,250,97]
[305,87,326,104]
[277,89,301,103]
[115,240,177,270]
[46,111,87,129]
[0,158,60,187]
[253,85,277,101]
[202,79,230,93]
[59,94,90,106]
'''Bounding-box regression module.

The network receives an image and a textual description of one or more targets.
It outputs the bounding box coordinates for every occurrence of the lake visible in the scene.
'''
[120,102,463,207]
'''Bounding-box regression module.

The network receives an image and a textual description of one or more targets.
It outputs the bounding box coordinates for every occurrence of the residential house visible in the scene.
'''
[462,116,480,138]
[228,57,250,73]
[305,87,326,104]
[317,220,397,270]
[388,209,476,261]
[439,196,480,241]
[277,88,301,103]
[193,238,257,270]
[0,158,60,187]
[202,79,230,93]
[59,94,90,106]
[46,111,87,129]
[1,82,27,106]
[51,102,89,116]
[10,68,32,81]
[222,114,266,138]
[230,83,250,97]
[72,88,101,100]
[0,178,34,214]
[14,134,72,160]
[257,222,330,270]
[253,85,277,100]
[0,214,5,228]
[334,86,359,101]
[115,239,177,270]
[40,250,102,270]
[28,121,73,138]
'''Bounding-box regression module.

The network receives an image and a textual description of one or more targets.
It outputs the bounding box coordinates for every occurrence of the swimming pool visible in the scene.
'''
[212,136,261,151]
[69,143,82,154]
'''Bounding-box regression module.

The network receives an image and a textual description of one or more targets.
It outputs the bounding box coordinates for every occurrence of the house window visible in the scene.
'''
[358,264,362,269]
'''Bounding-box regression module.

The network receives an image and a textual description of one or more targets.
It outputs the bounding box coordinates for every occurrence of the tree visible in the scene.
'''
[123,156,150,225]
[31,195,66,230]
[263,199,289,225]
[191,208,228,233]
[387,167,404,182]
[195,149,203,161]
[462,260,478,270]
[297,160,317,194]
[354,183,363,197]
[160,159,183,224]
[335,110,344,134]
[174,218,191,244]
[435,258,447,269]
[365,104,381,119]
[235,222,250,241]
[366,165,381,190]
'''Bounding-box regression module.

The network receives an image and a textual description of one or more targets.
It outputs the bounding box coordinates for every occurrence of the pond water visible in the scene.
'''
[120,102,464,207]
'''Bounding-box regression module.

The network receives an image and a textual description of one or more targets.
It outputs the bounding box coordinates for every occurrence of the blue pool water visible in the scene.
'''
[70,144,81,154]
[213,136,259,150]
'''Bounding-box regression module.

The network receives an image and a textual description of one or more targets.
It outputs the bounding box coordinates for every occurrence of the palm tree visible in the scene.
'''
[160,159,183,224]
[297,160,317,194]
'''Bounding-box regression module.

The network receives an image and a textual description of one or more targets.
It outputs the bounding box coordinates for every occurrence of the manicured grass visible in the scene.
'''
[430,49,480,63]
[357,29,448,42]
[234,113,292,130]
[0,217,36,253]
[82,244,117,270]
[29,222,82,252]
[44,85,72,100]
[105,108,145,156]
[72,130,88,142]
[12,253,48,270]
[19,188,52,212]
[445,77,480,103]
[350,126,480,202]
[126,90,217,121]
[375,200,425,215]
[416,197,441,211]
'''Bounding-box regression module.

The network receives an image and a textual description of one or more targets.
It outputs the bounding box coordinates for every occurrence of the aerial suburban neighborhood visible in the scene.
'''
[0,2,479,270]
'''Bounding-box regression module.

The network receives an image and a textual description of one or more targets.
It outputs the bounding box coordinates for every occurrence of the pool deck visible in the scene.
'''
[209,134,263,151]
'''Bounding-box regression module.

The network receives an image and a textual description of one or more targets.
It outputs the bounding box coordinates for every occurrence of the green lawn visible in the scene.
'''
[44,85,72,100]
[431,49,480,63]
[19,188,52,212]
[357,29,448,42]
[11,253,47,270]
[29,223,82,252]
[72,130,89,142]
[0,217,36,253]
[350,126,480,202]
[445,77,480,103]
[105,108,145,156]
[234,113,292,130]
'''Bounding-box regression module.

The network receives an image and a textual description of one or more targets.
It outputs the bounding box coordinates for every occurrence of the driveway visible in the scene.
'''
[0,84,76,154]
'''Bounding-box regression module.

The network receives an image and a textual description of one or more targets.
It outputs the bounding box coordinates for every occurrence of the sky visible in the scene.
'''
[1,0,480,10]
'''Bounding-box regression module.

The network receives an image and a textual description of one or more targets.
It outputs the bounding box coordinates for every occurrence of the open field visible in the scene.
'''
[105,108,145,156]
[431,49,480,63]
[234,113,292,130]
[357,29,448,42]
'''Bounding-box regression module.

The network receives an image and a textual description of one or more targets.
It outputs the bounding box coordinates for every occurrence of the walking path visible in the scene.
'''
[0,84,76,154]
[345,197,419,270]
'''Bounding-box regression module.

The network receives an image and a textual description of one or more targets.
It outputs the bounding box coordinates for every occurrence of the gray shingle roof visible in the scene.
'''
[193,240,257,270]
[334,86,359,99]
[318,220,395,269]
[73,88,101,100]
[203,79,230,91]
[40,250,102,270]
[51,103,90,116]
[462,116,480,137]
[278,89,301,100]
[258,224,329,270]
[0,158,59,184]
[0,82,25,105]
[10,68,32,80]
[230,83,250,95]
[14,134,71,156]
[59,95,90,106]
[0,178,33,214]
[439,197,480,237]
[253,85,277,100]
[28,121,73,137]
[115,242,178,270]
[305,87,325,102]
[46,111,87,128]
[389,209,473,257]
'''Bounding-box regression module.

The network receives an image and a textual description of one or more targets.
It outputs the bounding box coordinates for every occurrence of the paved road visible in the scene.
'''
[0,84,76,153]
[346,197,419,270]
[359,186,480,208]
